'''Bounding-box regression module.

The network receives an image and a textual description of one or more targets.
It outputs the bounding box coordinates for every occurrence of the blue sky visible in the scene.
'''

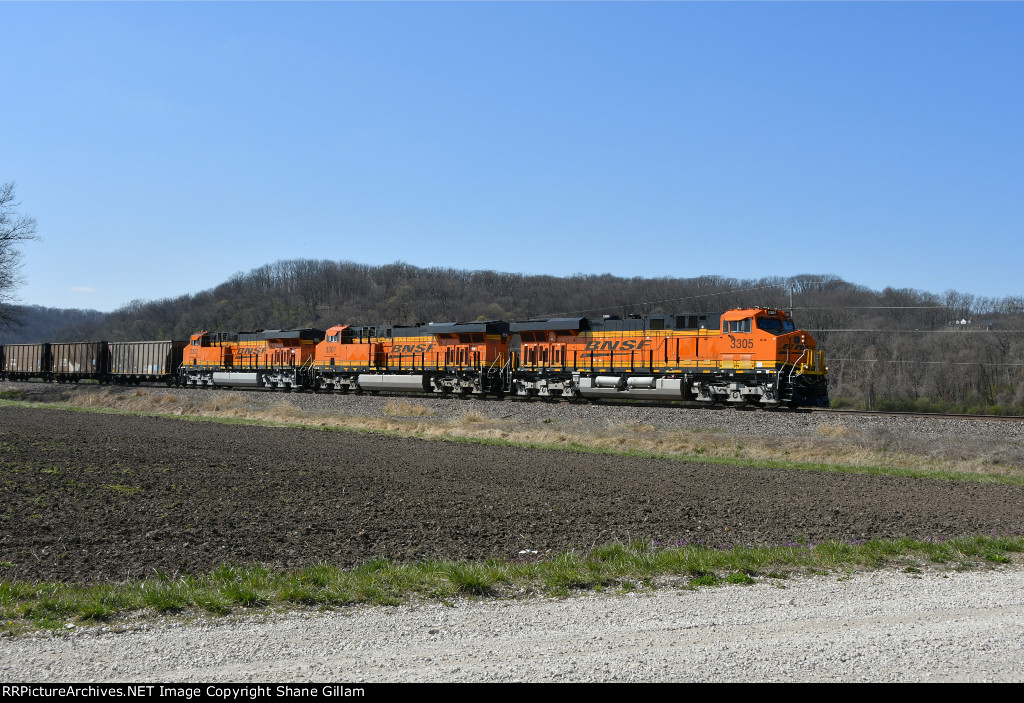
[2,2,1022,312]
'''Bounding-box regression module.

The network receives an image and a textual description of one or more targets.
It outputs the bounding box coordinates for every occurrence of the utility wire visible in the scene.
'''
[793,306,952,310]
[805,329,1023,333]
[829,358,1024,366]
[543,294,1016,319]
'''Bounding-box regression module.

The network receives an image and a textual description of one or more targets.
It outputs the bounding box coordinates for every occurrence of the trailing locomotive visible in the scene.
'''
[2,307,828,408]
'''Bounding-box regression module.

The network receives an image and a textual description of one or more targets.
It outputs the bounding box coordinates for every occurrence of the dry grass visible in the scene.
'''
[816,423,852,438]
[9,388,1024,482]
[383,401,437,417]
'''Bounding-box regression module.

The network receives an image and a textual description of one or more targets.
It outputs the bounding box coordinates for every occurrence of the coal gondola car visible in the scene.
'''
[108,340,187,385]
[1,343,51,381]
[50,341,109,383]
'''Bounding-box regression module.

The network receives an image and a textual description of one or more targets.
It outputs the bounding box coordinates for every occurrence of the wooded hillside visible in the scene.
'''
[7,260,1024,414]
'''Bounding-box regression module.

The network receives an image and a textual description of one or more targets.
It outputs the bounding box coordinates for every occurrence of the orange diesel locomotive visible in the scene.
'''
[308,321,511,395]
[512,307,827,407]
[180,329,321,389]
[166,307,827,407]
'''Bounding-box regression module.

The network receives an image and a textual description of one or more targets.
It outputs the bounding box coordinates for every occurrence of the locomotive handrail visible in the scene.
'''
[788,348,808,386]
[486,353,514,392]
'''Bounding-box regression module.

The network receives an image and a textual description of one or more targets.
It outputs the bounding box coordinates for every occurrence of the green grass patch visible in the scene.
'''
[105,484,141,495]
[140,577,192,614]
[725,571,755,585]
[689,572,721,588]
[1,535,1019,634]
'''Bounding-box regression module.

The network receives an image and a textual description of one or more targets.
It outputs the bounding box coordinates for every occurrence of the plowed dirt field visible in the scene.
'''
[2,405,1022,583]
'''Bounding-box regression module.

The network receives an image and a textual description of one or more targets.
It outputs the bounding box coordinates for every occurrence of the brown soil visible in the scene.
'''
[1,406,1022,583]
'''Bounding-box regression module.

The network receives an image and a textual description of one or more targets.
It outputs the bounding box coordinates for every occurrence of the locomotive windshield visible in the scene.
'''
[757,317,797,335]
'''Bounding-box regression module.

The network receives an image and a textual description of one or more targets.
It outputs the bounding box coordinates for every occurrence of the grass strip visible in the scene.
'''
[1,536,1021,635]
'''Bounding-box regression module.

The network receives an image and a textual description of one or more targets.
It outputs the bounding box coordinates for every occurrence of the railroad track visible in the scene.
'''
[811,408,1024,422]
[4,378,1023,421]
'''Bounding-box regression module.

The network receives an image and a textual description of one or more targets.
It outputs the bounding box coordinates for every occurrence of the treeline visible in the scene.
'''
[8,259,1024,414]
[0,305,106,345]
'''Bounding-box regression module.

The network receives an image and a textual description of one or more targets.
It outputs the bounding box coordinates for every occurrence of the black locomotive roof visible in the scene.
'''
[386,320,510,337]
[510,317,590,332]
[589,314,721,332]
[425,320,510,335]
[233,328,325,342]
[510,313,721,333]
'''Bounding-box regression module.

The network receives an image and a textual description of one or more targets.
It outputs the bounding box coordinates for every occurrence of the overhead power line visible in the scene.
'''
[794,306,951,310]
[806,329,1024,333]
[829,358,1024,367]
[543,293,1018,320]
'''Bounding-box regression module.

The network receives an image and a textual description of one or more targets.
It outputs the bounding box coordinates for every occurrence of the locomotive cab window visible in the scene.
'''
[725,318,752,333]
[756,318,797,335]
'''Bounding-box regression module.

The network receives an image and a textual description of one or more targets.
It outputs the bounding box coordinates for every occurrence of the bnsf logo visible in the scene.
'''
[392,343,435,353]
[584,339,650,351]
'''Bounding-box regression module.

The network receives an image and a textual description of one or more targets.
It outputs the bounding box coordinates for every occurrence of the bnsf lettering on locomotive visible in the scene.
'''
[395,343,434,353]
[584,339,650,352]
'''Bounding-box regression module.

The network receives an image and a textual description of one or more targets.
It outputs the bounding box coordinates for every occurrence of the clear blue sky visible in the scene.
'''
[3,2,1022,312]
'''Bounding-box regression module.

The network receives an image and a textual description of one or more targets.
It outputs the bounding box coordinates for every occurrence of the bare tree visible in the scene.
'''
[0,182,40,328]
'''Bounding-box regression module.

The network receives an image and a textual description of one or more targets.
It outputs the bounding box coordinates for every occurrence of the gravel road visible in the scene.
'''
[3,567,1023,682]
